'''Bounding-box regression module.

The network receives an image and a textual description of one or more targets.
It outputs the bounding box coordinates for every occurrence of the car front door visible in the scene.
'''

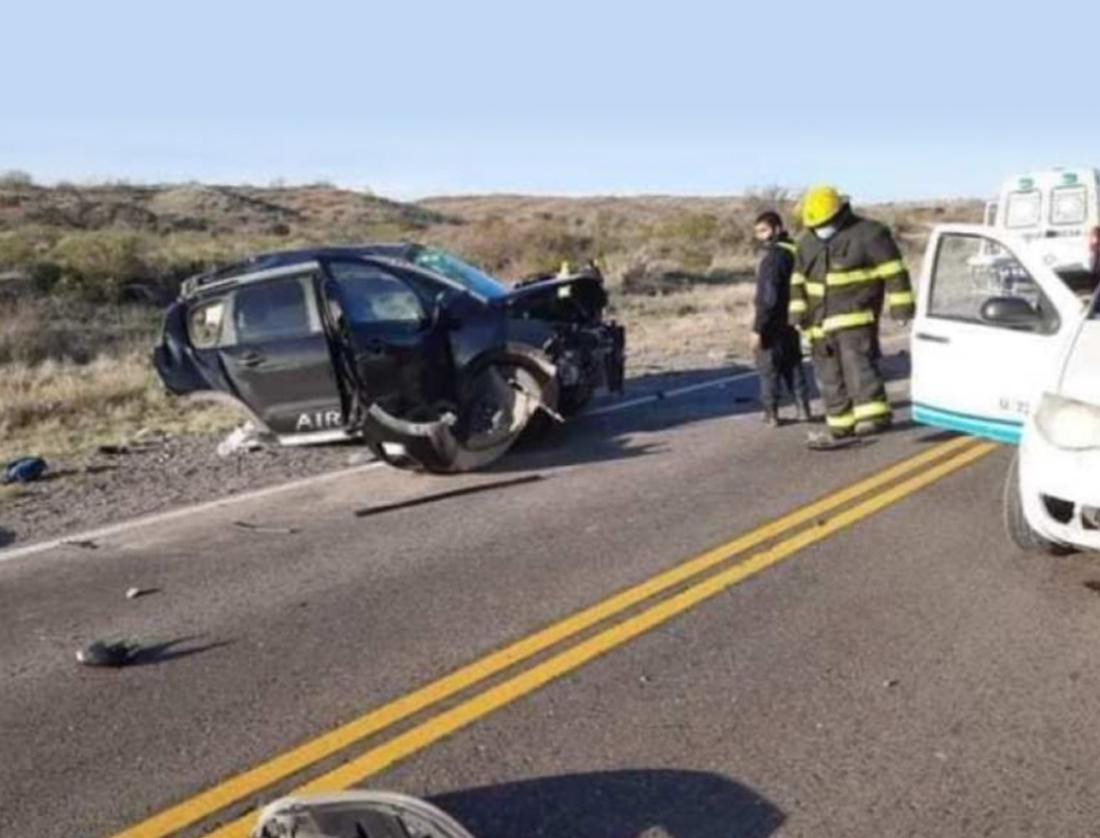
[911,224,1082,443]
[322,260,455,417]
[218,265,345,438]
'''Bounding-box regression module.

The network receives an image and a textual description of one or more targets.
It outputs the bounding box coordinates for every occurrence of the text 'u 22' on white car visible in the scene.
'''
[911,223,1100,554]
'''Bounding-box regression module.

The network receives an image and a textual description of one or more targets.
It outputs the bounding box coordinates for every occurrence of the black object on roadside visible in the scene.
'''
[76,640,137,668]
[2,457,47,485]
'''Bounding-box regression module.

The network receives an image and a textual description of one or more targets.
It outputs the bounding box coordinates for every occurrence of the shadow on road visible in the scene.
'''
[430,769,784,838]
[128,636,233,667]
[494,350,913,472]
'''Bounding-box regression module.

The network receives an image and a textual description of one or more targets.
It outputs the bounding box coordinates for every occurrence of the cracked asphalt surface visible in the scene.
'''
[4,352,1100,837]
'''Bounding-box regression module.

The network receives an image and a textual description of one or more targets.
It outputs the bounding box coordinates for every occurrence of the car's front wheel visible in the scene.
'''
[1003,451,1070,555]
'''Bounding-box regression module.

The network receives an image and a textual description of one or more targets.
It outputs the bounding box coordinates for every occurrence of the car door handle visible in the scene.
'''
[915,332,950,344]
[238,351,266,367]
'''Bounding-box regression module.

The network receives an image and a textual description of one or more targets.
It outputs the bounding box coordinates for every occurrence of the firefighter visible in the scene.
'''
[789,185,915,447]
[751,210,812,426]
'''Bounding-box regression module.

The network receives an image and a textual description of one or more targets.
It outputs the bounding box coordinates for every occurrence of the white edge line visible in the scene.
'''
[0,462,385,564]
[0,339,912,563]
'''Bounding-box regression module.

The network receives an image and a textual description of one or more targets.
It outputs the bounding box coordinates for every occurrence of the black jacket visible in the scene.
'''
[753,233,797,337]
[788,207,915,337]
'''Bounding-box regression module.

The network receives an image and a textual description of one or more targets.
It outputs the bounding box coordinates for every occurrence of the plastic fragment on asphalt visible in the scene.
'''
[76,640,136,668]
[2,456,47,485]
[233,521,300,534]
[217,421,274,457]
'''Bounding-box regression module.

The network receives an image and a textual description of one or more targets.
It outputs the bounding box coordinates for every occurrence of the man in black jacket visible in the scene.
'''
[751,211,813,426]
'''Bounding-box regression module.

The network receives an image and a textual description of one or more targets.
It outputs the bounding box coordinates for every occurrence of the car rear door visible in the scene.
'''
[218,264,345,438]
[911,224,1082,443]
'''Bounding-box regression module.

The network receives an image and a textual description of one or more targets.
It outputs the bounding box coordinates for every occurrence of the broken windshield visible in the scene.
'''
[409,246,508,300]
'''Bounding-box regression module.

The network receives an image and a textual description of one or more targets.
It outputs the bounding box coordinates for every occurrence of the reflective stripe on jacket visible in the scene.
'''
[788,210,915,335]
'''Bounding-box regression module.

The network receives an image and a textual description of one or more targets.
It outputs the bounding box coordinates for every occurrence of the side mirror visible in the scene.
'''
[252,792,476,838]
[979,296,1044,330]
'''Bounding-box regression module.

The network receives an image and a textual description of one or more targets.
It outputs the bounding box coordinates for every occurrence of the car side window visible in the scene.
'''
[232,276,313,344]
[187,298,227,349]
[928,233,1059,332]
[326,262,426,327]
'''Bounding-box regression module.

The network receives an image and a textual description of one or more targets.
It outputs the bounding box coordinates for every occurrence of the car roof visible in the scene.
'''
[180,243,413,299]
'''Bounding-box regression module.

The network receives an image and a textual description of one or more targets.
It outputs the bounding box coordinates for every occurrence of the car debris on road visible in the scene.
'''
[217,421,275,457]
[2,456,47,485]
[76,640,138,668]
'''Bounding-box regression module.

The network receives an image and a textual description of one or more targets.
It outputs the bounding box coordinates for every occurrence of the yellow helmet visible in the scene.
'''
[801,184,845,228]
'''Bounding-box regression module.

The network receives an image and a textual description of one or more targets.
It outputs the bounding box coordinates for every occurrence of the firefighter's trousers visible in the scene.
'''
[810,325,891,437]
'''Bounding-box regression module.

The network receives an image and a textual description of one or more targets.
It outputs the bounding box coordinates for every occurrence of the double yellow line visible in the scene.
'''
[113,435,995,838]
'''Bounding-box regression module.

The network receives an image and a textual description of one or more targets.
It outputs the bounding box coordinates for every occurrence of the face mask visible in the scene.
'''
[814,224,838,240]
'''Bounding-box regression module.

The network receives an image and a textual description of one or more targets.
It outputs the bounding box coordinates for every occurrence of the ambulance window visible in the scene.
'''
[929,233,1057,331]
[1051,186,1087,225]
[1005,190,1041,228]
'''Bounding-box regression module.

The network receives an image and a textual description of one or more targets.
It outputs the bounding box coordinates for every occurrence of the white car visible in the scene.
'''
[911,223,1100,553]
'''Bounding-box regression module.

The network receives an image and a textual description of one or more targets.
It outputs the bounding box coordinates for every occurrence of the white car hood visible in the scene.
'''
[1057,319,1100,406]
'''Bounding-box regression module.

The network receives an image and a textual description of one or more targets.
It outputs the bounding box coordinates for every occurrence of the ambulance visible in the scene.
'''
[984,168,1100,281]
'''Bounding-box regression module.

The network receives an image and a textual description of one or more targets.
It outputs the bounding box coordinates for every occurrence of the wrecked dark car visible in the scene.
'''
[153,244,625,472]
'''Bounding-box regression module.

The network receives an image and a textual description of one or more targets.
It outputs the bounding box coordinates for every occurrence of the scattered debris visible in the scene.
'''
[883,678,900,689]
[60,538,99,550]
[3,456,47,485]
[346,449,375,467]
[131,428,171,448]
[217,421,275,458]
[234,521,301,535]
[126,586,158,600]
[96,444,129,457]
[82,464,119,475]
[76,640,136,668]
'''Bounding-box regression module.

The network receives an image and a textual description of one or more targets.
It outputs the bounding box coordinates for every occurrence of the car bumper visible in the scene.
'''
[1020,427,1100,550]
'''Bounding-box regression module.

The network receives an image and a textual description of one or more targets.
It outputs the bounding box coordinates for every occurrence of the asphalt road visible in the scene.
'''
[4,353,1100,838]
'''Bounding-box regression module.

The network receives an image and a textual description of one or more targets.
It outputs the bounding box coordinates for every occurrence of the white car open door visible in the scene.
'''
[911,224,1083,443]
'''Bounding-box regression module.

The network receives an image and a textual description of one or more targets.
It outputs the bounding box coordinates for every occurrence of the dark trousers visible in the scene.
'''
[755,327,810,412]
[810,325,890,437]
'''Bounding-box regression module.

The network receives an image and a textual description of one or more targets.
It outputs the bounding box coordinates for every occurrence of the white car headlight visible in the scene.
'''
[1035,393,1100,450]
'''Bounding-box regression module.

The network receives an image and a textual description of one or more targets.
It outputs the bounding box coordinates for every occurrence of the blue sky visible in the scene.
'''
[6,1,1099,201]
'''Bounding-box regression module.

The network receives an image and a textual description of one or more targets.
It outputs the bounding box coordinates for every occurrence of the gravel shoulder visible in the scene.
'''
[0,433,366,549]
